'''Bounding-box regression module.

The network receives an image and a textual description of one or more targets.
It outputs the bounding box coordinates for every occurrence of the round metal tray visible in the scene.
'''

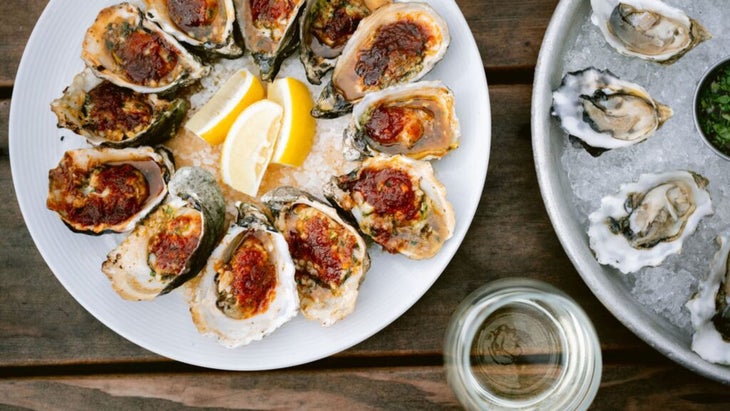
[531,0,730,383]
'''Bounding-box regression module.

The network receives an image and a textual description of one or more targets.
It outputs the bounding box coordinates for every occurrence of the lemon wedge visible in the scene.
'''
[186,69,265,145]
[267,77,317,167]
[220,100,283,196]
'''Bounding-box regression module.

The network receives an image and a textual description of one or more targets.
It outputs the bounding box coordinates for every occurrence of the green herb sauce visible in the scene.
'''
[698,63,730,156]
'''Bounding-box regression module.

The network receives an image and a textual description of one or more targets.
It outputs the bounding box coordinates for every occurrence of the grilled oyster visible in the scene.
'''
[686,233,730,365]
[51,70,188,147]
[47,146,174,234]
[102,167,226,301]
[189,201,298,348]
[299,0,391,85]
[82,2,209,94]
[590,0,711,64]
[312,2,450,118]
[143,0,243,58]
[263,186,370,326]
[344,80,460,160]
[552,68,672,151]
[236,0,307,81]
[588,170,713,274]
[324,155,455,259]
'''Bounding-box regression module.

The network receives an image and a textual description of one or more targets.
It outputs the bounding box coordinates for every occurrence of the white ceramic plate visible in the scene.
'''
[9,0,490,370]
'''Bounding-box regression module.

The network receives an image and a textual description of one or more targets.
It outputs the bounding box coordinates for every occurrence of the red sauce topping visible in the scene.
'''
[355,21,430,87]
[168,0,216,29]
[47,159,150,231]
[313,3,367,49]
[114,31,178,84]
[227,235,277,317]
[85,82,153,141]
[251,0,295,26]
[350,167,420,220]
[147,212,202,276]
[286,206,357,288]
[364,106,426,146]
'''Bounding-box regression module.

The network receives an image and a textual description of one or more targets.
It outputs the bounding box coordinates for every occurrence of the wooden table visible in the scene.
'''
[2,1,729,409]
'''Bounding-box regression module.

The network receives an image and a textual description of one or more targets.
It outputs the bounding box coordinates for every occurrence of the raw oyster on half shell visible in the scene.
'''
[552,68,672,151]
[324,155,455,259]
[299,0,391,85]
[686,233,730,365]
[312,1,450,118]
[102,167,226,301]
[47,146,174,234]
[82,2,209,94]
[189,201,298,348]
[51,69,188,147]
[590,0,711,64]
[263,187,370,326]
[143,0,243,58]
[588,170,713,274]
[343,81,460,160]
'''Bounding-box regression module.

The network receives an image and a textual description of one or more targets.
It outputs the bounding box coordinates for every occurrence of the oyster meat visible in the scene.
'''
[189,201,298,348]
[590,0,711,64]
[143,0,243,58]
[47,146,174,234]
[299,0,391,85]
[686,233,730,365]
[236,0,307,81]
[51,69,188,147]
[324,155,455,259]
[263,186,370,326]
[102,167,226,301]
[312,1,450,118]
[344,80,460,160]
[552,68,672,151]
[82,2,209,94]
[588,170,713,274]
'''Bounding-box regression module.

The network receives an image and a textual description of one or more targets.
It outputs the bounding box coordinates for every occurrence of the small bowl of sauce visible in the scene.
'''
[694,57,730,160]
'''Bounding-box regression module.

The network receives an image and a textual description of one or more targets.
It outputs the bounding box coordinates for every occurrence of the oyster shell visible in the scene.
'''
[143,0,243,58]
[344,80,460,160]
[189,201,298,348]
[47,146,174,234]
[590,0,711,64]
[236,0,307,81]
[82,2,209,94]
[587,170,713,274]
[263,186,370,326]
[51,70,188,147]
[324,155,455,259]
[312,1,450,118]
[299,0,391,85]
[686,233,730,365]
[552,68,672,151]
[102,167,226,301]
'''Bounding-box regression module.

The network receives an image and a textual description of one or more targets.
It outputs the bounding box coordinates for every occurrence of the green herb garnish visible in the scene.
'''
[698,64,730,155]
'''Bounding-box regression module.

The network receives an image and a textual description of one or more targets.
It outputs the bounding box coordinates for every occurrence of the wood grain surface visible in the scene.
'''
[1,0,729,409]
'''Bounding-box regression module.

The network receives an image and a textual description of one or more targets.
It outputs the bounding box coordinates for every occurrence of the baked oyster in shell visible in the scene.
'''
[590,0,711,64]
[312,1,450,118]
[47,146,174,234]
[263,186,370,326]
[686,233,730,365]
[102,167,226,301]
[552,68,672,151]
[344,80,460,160]
[324,154,455,259]
[189,201,298,348]
[143,0,243,58]
[588,170,713,274]
[82,2,209,94]
[51,69,188,147]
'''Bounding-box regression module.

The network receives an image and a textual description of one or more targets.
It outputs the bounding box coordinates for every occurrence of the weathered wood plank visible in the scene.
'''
[0,84,648,366]
[0,363,728,410]
[0,0,558,86]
